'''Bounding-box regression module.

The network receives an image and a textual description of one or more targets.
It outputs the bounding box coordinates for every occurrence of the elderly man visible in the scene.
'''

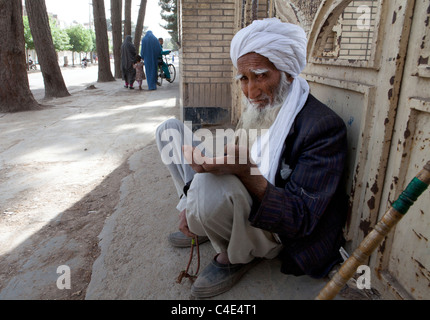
[156,18,348,298]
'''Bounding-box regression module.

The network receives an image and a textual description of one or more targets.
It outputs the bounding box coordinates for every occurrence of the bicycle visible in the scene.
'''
[157,54,176,86]
[81,58,88,69]
[28,61,37,71]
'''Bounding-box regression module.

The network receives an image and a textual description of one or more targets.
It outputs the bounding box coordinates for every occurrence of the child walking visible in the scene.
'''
[133,55,146,90]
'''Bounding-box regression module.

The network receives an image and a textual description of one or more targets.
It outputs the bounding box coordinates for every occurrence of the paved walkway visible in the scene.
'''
[0,69,359,301]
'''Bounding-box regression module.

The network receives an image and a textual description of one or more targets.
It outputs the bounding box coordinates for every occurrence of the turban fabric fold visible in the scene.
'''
[230,18,310,184]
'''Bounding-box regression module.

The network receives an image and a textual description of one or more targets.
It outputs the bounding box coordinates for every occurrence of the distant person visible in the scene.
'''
[28,54,35,70]
[133,55,146,90]
[121,35,137,90]
[158,38,172,83]
[81,56,88,68]
[140,31,161,90]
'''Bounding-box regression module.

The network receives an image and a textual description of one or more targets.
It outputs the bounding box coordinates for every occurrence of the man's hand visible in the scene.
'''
[183,144,252,176]
[182,145,268,200]
[179,209,195,238]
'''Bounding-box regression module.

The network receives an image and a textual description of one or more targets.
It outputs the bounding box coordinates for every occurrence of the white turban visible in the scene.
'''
[230,18,310,184]
[230,18,307,78]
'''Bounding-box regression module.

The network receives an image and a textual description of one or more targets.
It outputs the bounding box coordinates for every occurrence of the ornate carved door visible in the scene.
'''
[373,0,430,299]
[304,0,429,299]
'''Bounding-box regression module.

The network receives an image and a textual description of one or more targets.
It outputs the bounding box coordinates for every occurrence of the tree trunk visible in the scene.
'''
[124,0,132,38]
[92,0,115,82]
[134,0,147,53]
[0,0,40,112]
[25,0,70,99]
[111,0,123,79]
[251,0,259,21]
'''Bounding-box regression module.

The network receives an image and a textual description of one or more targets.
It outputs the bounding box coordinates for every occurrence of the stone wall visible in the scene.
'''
[179,0,236,127]
[179,0,272,127]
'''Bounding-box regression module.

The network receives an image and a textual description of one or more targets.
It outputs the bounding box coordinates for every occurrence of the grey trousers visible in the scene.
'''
[156,119,282,264]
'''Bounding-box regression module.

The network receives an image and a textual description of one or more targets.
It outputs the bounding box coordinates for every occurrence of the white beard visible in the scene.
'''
[237,72,291,146]
[240,102,283,132]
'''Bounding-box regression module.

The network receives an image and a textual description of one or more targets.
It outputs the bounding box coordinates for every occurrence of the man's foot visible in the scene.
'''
[168,231,209,248]
[157,81,161,86]
[167,78,173,83]
[129,86,134,90]
[191,256,260,298]
[124,85,129,88]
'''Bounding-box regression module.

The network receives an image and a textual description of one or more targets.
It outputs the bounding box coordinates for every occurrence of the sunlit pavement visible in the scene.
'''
[28,63,103,100]
[0,64,181,299]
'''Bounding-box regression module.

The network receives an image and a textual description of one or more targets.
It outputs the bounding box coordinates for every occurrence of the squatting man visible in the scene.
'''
[156,18,348,298]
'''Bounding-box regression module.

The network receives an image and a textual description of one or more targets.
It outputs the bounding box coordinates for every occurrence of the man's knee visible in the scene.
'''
[156,119,184,153]
[156,118,183,141]
[187,173,251,224]
[156,119,197,164]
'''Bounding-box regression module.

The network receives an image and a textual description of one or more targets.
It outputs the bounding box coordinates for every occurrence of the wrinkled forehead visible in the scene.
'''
[237,52,278,73]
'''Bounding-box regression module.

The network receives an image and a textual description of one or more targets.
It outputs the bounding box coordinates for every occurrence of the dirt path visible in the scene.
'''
[0,79,179,299]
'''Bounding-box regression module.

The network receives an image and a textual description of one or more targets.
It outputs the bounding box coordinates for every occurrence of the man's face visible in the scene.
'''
[237,53,282,110]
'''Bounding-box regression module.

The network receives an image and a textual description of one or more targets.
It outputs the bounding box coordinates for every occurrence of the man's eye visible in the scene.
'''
[256,73,266,79]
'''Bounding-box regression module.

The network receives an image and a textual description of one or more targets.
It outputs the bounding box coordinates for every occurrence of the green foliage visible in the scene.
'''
[49,18,72,52]
[66,25,93,53]
[164,38,178,51]
[23,16,34,50]
[89,29,97,52]
[158,0,179,47]
[23,16,92,54]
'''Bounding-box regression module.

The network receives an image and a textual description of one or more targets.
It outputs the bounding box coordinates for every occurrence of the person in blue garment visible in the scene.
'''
[140,31,162,90]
